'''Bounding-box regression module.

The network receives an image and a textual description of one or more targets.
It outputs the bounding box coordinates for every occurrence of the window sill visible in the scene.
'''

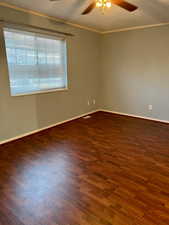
[11,88,68,97]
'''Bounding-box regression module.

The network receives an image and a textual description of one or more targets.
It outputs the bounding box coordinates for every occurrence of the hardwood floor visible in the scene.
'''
[1,111,169,225]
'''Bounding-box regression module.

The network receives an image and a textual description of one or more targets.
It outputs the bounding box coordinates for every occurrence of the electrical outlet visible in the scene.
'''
[93,99,96,105]
[148,105,153,111]
[87,100,90,106]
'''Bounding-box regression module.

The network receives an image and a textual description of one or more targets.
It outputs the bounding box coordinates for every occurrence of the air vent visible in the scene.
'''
[83,115,91,119]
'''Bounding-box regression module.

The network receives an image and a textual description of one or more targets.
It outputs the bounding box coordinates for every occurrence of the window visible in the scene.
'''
[3,28,67,96]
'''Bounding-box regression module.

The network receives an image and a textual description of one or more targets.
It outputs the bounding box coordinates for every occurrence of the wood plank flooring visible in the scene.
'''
[1,111,169,225]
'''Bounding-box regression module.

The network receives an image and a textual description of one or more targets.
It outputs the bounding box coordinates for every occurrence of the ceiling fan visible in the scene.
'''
[82,0,138,15]
[50,0,138,15]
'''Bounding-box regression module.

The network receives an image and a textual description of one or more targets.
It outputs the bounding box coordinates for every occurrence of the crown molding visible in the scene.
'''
[0,2,169,35]
[0,2,102,34]
[101,22,169,34]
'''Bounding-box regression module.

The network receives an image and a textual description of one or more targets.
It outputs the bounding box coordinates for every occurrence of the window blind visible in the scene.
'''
[3,28,67,96]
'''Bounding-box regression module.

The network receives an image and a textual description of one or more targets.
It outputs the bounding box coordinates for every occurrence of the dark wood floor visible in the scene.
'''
[1,111,169,225]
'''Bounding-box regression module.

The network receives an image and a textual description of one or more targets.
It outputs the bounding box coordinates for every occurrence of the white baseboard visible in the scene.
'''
[100,109,169,124]
[2,109,168,145]
[0,110,99,145]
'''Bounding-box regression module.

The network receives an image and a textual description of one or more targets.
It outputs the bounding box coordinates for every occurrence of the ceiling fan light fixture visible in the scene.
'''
[106,1,112,8]
[96,1,102,7]
[96,0,112,9]
[82,0,138,15]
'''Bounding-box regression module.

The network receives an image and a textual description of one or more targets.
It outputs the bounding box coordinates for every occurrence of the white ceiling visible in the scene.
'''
[1,0,169,32]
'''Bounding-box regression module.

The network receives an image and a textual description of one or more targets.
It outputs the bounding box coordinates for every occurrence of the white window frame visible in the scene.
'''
[3,27,69,97]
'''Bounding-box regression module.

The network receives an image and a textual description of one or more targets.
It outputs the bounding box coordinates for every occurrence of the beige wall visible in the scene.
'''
[1,5,169,143]
[101,26,169,121]
[0,6,101,142]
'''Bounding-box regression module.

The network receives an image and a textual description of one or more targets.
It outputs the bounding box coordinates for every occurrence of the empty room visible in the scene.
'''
[1,0,169,224]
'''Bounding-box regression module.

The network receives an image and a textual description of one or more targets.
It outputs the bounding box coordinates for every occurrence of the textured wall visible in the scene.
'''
[0,6,101,142]
[1,5,169,143]
[101,26,169,121]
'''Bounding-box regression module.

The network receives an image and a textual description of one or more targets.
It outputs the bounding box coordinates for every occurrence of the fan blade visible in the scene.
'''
[111,0,138,12]
[82,2,96,15]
